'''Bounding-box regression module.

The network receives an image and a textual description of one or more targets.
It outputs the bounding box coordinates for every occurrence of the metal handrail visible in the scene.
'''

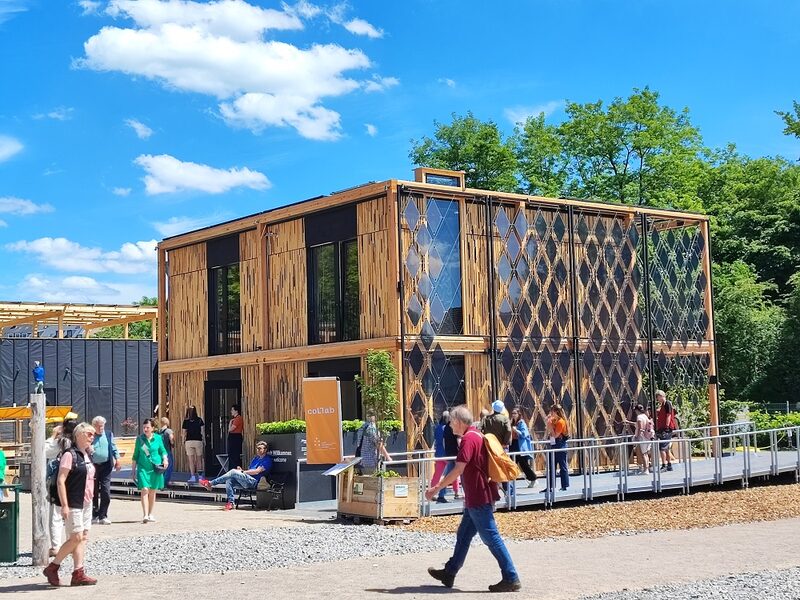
[377,423,800,513]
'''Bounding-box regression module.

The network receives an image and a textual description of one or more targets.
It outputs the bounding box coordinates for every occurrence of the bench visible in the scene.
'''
[235,473,288,510]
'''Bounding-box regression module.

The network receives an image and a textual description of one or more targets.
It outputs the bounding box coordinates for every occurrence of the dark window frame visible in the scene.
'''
[308,238,360,344]
[208,262,241,355]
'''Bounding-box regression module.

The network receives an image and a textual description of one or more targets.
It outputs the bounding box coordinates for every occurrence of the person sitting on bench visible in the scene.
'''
[199,441,272,511]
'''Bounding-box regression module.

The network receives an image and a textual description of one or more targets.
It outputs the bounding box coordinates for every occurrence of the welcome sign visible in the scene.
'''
[302,377,344,465]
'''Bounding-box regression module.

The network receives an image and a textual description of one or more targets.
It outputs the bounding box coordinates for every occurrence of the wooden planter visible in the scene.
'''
[337,469,420,523]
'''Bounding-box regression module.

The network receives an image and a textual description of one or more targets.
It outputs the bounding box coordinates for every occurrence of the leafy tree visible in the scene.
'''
[409,111,518,192]
[701,150,800,296]
[762,272,800,404]
[777,100,800,140]
[554,87,705,209]
[712,261,784,403]
[512,112,567,196]
[355,349,399,467]
[92,296,157,339]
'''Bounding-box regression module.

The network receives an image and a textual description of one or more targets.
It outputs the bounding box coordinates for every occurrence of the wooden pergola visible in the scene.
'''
[0,301,158,340]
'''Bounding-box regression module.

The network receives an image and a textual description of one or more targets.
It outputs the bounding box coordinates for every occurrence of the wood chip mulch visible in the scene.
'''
[405,483,800,540]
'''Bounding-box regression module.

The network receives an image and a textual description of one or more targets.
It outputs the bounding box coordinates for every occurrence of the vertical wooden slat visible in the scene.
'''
[167,243,208,360]
[240,230,262,353]
[357,196,392,338]
[267,219,307,349]
[700,220,719,434]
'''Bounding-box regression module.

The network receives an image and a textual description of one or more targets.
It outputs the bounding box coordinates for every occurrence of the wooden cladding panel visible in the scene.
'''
[267,218,307,349]
[462,201,490,334]
[240,230,263,353]
[242,364,266,464]
[358,197,394,339]
[167,243,208,360]
[465,353,492,418]
[168,243,206,277]
[266,361,306,421]
[165,370,206,473]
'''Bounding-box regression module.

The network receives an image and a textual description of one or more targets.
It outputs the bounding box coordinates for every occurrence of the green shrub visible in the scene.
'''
[256,419,307,434]
[748,410,800,449]
[257,418,403,435]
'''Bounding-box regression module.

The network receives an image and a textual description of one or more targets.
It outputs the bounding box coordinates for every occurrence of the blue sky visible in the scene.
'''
[1,0,798,304]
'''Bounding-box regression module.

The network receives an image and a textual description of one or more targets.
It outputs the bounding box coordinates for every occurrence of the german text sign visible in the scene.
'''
[302,377,343,465]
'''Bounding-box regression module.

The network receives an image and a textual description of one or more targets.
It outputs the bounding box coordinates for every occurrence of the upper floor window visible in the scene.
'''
[308,240,359,344]
[207,234,241,355]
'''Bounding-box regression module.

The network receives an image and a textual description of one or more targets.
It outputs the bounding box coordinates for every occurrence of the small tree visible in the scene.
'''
[355,350,399,469]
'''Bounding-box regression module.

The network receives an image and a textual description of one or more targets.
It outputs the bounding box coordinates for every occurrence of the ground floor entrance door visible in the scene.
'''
[204,380,241,476]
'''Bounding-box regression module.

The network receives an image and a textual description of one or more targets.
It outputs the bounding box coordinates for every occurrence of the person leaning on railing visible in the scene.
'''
[543,404,570,492]
[655,390,677,472]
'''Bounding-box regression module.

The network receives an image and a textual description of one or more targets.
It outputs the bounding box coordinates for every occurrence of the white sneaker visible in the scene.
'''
[527,480,536,488]
[187,476,197,484]
[146,514,156,522]
[100,518,112,525]
[91,517,99,524]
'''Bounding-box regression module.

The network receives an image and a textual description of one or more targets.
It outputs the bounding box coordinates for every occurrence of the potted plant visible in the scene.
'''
[338,350,420,523]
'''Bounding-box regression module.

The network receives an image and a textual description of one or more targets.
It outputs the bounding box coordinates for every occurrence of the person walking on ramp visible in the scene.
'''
[425,405,522,593]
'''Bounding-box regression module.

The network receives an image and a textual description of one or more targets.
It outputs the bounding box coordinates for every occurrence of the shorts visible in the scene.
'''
[638,442,652,454]
[185,440,204,458]
[66,504,92,534]
[657,430,673,452]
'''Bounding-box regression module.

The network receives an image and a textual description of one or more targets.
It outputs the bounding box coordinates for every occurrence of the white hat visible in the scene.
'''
[492,400,505,413]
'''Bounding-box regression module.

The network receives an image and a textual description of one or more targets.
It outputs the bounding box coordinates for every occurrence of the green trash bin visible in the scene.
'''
[0,484,20,563]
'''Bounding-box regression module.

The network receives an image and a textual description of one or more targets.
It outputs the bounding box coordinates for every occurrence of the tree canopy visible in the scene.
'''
[91,296,157,339]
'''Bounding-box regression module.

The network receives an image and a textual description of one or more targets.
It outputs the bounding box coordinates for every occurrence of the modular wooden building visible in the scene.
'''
[157,168,718,472]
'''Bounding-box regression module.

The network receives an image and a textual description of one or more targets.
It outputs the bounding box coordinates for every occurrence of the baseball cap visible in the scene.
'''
[492,400,505,414]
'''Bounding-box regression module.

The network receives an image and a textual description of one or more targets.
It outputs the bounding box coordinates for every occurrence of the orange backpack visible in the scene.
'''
[483,432,521,483]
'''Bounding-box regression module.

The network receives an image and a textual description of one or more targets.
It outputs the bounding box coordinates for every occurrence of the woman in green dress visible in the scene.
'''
[131,418,168,524]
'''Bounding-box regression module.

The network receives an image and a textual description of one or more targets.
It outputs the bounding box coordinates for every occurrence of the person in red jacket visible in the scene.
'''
[655,389,677,471]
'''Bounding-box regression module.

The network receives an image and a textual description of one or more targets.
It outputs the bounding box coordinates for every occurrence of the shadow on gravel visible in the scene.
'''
[0,582,54,593]
[366,586,489,595]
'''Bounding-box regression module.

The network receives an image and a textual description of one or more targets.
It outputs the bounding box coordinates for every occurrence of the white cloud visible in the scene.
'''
[6,238,157,274]
[19,273,155,304]
[125,118,154,139]
[364,123,377,137]
[363,75,399,93]
[0,135,23,162]
[77,0,394,140]
[106,0,303,41]
[344,18,382,38]
[0,1,27,25]
[78,1,101,15]
[112,187,132,196]
[0,197,54,215]
[152,213,232,237]
[438,77,456,88]
[134,153,270,195]
[0,219,7,227]
[33,107,74,121]
[504,100,563,125]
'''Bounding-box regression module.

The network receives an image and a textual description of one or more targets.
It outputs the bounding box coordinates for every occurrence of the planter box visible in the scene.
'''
[257,430,408,508]
[337,471,420,522]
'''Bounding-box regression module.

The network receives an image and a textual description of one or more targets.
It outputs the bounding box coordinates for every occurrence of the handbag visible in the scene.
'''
[139,435,168,473]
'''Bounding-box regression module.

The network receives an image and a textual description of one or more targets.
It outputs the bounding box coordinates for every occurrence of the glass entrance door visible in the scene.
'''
[204,381,241,476]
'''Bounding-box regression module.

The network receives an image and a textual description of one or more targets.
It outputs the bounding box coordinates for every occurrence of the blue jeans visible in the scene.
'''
[444,504,519,583]
[164,451,174,486]
[211,469,256,503]
[548,438,570,490]
[437,461,456,500]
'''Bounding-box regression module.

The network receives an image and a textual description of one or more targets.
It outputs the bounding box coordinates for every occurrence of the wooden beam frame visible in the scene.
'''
[82,313,157,332]
[0,309,64,329]
[159,337,399,374]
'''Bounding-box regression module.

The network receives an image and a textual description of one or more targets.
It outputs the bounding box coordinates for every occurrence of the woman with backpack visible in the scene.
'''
[510,407,537,488]
[43,422,98,587]
[131,418,169,524]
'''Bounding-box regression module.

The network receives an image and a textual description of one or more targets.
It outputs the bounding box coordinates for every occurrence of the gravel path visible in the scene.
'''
[580,567,800,600]
[0,524,455,580]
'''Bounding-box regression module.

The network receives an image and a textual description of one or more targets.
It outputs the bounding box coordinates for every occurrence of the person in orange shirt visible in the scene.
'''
[542,404,570,492]
[227,404,244,470]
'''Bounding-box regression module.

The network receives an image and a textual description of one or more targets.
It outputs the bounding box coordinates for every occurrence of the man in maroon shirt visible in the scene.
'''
[425,405,521,593]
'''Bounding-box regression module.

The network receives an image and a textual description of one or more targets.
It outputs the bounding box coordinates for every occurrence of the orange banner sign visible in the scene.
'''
[303,377,343,465]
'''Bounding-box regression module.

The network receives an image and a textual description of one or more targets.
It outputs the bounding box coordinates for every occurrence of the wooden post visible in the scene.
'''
[32,320,38,338]
[30,393,48,566]
[151,318,157,341]
[123,322,129,339]
[57,315,63,339]
[700,221,720,453]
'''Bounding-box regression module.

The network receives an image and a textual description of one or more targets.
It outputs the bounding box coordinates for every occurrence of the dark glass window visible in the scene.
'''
[428,198,463,334]
[309,240,359,344]
[425,173,461,187]
[209,263,240,355]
